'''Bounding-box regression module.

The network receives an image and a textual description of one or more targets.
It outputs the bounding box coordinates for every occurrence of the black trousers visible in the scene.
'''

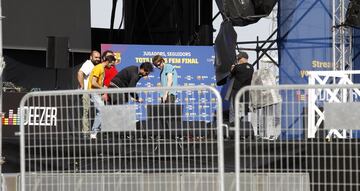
[108,82,130,104]
[162,94,176,103]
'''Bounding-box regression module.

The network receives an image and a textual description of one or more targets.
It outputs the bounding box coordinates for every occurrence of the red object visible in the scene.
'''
[104,66,118,87]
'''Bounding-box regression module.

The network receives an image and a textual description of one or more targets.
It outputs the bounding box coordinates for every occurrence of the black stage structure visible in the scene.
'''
[4,131,360,191]
[2,92,360,191]
[2,1,360,191]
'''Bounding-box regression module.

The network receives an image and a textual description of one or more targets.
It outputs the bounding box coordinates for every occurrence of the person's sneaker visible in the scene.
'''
[90,133,97,139]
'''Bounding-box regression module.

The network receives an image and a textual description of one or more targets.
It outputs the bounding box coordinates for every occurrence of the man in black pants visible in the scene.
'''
[108,62,154,104]
[228,51,254,125]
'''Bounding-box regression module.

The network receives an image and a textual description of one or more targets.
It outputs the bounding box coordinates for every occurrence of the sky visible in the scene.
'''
[90,0,278,66]
[90,0,124,29]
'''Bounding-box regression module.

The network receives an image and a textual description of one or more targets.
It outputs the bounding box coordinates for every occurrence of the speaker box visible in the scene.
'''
[220,0,277,26]
[46,36,69,69]
[147,104,183,120]
[198,25,213,45]
[346,0,360,28]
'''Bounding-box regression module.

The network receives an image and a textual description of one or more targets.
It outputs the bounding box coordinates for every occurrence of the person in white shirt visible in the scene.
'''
[77,50,101,134]
[77,50,101,90]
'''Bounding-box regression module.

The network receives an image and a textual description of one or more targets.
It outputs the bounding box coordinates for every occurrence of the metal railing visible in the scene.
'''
[235,84,360,191]
[19,86,224,191]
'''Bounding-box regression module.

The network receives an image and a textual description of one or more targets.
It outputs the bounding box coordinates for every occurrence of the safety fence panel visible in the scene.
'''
[19,86,224,191]
[234,84,360,191]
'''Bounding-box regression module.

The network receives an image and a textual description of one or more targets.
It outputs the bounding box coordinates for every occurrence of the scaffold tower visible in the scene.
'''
[332,0,352,71]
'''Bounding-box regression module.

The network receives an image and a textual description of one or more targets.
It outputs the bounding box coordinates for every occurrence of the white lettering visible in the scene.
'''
[45,107,51,126]
[33,107,39,125]
[23,107,29,125]
[51,108,57,126]
[39,107,45,126]
[22,106,57,127]
[28,107,34,125]
[166,52,192,57]
[143,51,166,56]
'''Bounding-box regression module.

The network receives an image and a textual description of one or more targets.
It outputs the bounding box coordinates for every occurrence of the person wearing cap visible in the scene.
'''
[229,51,254,124]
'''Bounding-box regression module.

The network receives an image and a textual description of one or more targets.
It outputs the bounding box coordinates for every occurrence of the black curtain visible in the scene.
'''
[214,20,237,85]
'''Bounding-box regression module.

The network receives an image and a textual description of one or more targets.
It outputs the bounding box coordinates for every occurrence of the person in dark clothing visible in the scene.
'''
[109,62,154,104]
[228,51,254,123]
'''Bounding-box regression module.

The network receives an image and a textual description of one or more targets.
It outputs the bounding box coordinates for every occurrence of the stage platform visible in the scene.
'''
[3,133,360,191]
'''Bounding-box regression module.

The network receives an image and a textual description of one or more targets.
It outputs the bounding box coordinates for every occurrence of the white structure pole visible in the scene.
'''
[0,0,6,189]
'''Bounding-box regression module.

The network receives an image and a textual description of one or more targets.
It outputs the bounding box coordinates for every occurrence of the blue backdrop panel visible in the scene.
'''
[278,0,333,139]
[101,44,216,122]
[353,29,360,82]
[352,29,360,137]
[279,0,360,139]
[279,0,333,84]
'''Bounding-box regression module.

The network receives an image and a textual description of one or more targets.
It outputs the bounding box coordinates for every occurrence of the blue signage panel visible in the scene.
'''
[101,44,217,122]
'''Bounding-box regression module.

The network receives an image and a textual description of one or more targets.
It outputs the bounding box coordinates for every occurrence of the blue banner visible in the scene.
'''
[279,0,360,139]
[278,0,333,139]
[101,44,217,122]
[354,29,360,82]
[279,0,333,84]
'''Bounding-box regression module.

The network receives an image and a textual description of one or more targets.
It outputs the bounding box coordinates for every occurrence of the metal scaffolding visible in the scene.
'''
[332,0,352,71]
[0,1,6,190]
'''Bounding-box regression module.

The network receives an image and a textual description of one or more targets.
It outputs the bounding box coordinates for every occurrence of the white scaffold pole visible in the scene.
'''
[0,0,6,190]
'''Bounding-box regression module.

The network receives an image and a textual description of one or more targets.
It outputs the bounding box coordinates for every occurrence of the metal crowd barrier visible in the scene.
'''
[19,86,224,191]
[2,173,20,191]
[234,84,360,191]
